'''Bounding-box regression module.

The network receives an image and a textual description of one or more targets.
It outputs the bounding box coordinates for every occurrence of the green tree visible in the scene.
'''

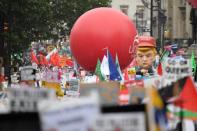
[0,0,111,83]
[0,0,111,49]
[0,0,111,65]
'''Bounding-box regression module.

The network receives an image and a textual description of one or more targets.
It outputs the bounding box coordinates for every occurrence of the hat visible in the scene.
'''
[136,36,156,47]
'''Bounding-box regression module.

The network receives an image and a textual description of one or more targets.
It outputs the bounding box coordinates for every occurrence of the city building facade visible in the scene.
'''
[111,0,151,35]
[164,0,192,39]
[111,0,194,49]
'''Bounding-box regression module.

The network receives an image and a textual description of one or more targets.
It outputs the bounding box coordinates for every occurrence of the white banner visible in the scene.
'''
[39,93,99,131]
[90,113,146,131]
[8,87,55,112]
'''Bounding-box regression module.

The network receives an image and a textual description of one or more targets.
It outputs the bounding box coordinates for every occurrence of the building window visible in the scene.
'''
[135,5,145,35]
[120,5,129,15]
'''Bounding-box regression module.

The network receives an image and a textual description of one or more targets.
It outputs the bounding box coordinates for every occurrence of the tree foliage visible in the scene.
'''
[0,0,111,52]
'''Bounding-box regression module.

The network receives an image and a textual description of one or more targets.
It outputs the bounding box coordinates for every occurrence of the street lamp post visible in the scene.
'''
[135,12,138,32]
[158,8,166,52]
[136,8,145,35]
[150,0,153,36]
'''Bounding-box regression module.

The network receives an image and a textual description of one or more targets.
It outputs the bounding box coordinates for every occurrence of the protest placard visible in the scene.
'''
[90,104,147,131]
[38,93,99,131]
[8,87,55,112]
[20,66,36,81]
[129,87,146,104]
[80,81,120,105]
[66,79,80,97]
[163,58,192,86]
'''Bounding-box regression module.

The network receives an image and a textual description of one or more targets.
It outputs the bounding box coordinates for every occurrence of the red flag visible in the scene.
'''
[157,63,163,76]
[66,59,74,67]
[175,77,197,112]
[49,53,55,66]
[54,53,60,67]
[50,52,60,67]
[30,51,39,64]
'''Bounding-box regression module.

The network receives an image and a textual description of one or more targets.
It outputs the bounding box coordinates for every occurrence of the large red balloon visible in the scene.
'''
[187,0,197,8]
[70,7,137,71]
[191,0,197,8]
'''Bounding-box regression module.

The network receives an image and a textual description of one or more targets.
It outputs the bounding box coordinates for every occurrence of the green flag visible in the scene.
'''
[160,50,170,63]
[191,50,196,74]
[95,59,105,81]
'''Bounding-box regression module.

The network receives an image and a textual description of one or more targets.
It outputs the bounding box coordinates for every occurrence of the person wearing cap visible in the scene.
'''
[133,35,157,76]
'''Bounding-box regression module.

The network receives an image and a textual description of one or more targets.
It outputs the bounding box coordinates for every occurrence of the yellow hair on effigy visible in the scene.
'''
[137,47,157,55]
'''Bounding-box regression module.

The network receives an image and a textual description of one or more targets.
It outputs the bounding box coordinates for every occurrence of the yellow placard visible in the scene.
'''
[42,81,64,96]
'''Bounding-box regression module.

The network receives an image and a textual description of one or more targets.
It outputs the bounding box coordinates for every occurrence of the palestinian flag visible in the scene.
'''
[167,76,197,120]
[167,104,197,121]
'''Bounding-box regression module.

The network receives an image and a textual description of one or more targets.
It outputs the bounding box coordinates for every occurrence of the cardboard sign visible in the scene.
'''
[20,66,36,81]
[11,73,20,83]
[8,87,55,112]
[129,87,146,104]
[80,81,120,105]
[90,104,147,131]
[91,113,146,131]
[66,79,80,97]
[163,58,192,85]
[39,93,99,131]
[41,70,60,82]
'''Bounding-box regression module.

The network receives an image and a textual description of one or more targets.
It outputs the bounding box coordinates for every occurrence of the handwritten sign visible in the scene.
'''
[8,87,55,112]
[163,58,192,85]
[20,66,36,81]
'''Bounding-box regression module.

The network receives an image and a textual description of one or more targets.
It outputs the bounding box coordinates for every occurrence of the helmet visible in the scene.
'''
[136,35,156,47]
